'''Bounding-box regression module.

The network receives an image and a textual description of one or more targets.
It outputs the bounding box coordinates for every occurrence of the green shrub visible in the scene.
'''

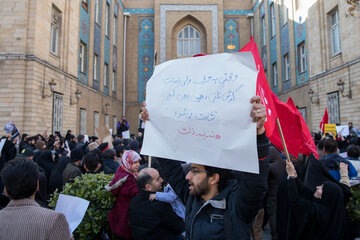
[347,184,360,223]
[49,173,116,240]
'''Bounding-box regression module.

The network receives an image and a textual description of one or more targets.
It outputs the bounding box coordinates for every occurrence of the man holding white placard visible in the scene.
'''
[141,95,269,240]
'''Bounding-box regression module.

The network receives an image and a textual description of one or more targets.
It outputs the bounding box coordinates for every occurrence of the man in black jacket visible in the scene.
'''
[141,96,269,240]
[130,168,185,240]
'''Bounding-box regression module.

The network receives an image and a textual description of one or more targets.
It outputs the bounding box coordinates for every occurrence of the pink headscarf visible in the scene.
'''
[121,150,141,176]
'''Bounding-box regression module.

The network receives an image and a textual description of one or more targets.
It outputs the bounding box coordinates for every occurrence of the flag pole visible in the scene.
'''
[148,156,152,168]
[276,118,291,162]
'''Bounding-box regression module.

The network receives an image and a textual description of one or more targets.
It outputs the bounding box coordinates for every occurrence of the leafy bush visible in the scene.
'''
[347,184,360,223]
[49,173,116,240]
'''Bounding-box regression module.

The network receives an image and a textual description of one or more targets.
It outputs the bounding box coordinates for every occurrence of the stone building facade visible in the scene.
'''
[1,0,359,136]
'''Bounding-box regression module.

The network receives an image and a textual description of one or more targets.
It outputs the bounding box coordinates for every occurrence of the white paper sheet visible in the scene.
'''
[336,125,349,137]
[0,138,6,157]
[141,52,259,173]
[122,130,130,139]
[55,194,90,234]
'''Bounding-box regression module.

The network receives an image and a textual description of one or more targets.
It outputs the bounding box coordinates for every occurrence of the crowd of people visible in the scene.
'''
[0,97,359,239]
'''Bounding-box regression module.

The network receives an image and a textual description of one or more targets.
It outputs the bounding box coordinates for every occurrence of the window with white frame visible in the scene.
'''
[113,14,117,46]
[284,54,290,81]
[113,116,117,130]
[79,42,87,73]
[94,111,99,136]
[262,17,266,46]
[95,0,100,25]
[112,71,116,92]
[327,92,340,124]
[104,63,108,87]
[93,54,99,81]
[330,9,341,56]
[282,0,288,25]
[50,6,61,55]
[298,107,307,123]
[298,42,307,73]
[105,3,110,37]
[80,108,87,135]
[270,3,276,37]
[272,63,278,87]
[105,114,109,126]
[177,25,201,57]
[52,93,63,134]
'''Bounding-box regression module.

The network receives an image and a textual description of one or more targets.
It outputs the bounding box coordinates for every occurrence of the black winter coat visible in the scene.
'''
[130,190,185,240]
[48,156,70,194]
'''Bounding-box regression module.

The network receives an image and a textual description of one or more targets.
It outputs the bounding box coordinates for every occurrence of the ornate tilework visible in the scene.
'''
[224,18,240,52]
[116,0,259,15]
[223,0,259,15]
[294,15,308,85]
[138,17,154,103]
[268,0,278,93]
[159,4,218,63]
[78,0,90,85]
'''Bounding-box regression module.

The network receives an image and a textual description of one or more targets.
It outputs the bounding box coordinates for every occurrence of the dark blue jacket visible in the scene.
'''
[320,154,358,181]
[102,158,119,174]
[158,133,269,240]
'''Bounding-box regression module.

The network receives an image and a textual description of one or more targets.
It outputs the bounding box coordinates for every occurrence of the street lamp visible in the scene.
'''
[42,79,56,98]
[307,88,319,104]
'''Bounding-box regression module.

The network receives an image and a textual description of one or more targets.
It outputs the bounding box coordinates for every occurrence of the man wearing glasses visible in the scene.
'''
[141,96,269,239]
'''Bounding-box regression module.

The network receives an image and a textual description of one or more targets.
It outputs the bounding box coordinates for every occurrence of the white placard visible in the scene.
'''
[122,130,130,139]
[141,52,259,173]
[55,194,90,234]
[336,125,349,137]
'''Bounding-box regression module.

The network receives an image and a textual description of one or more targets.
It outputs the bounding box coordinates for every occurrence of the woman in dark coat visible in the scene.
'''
[283,160,346,240]
[37,150,56,180]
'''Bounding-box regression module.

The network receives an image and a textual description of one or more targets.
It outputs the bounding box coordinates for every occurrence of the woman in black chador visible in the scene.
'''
[281,160,346,240]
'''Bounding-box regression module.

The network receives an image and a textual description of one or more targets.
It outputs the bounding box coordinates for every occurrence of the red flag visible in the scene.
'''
[319,108,328,132]
[287,98,319,159]
[269,92,304,158]
[239,37,278,138]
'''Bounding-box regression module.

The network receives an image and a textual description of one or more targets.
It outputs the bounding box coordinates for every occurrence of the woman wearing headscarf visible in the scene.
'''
[283,160,346,240]
[108,150,141,239]
[37,149,56,180]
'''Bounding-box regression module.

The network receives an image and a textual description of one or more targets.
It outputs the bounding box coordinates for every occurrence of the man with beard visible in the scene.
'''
[130,168,185,240]
[141,96,269,239]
